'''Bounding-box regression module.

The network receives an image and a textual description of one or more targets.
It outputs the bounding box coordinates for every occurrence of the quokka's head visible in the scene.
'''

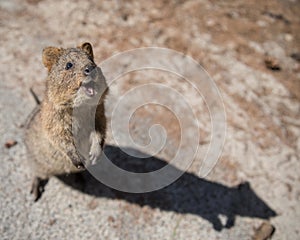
[42,42,108,108]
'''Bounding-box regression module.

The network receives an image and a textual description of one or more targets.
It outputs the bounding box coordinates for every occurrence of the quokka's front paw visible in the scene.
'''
[72,158,85,169]
[89,143,102,165]
[68,151,86,169]
[30,177,48,202]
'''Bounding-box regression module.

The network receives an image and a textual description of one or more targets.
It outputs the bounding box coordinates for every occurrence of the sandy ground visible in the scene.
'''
[0,0,299,239]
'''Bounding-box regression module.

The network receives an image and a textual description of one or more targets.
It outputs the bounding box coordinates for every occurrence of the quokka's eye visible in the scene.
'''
[65,62,73,70]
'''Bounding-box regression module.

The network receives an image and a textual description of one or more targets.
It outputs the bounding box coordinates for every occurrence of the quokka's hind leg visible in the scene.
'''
[30,176,48,201]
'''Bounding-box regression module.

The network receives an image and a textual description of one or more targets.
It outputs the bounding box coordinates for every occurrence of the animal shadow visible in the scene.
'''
[58,145,276,231]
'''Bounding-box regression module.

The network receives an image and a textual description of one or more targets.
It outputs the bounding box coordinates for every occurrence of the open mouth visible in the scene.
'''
[81,81,97,97]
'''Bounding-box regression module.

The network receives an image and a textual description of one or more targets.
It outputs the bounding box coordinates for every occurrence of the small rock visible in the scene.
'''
[122,13,129,21]
[226,11,239,19]
[108,216,115,222]
[87,199,98,210]
[291,53,300,62]
[252,222,275,240]
[284,34,293,42]
[264,56,281,71]
[257,20,268,27]
[206,19,216,27]
[49,219,56,226]
[5,140,17,149]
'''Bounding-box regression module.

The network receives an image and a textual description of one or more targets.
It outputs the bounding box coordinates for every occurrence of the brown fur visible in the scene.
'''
[25,43,108,201]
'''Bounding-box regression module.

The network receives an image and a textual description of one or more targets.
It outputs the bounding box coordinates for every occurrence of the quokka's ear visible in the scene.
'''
[78,42,94,61]
[42,47,63,72]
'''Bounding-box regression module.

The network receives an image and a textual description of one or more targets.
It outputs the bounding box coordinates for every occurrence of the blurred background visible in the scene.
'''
[0,0,299,239]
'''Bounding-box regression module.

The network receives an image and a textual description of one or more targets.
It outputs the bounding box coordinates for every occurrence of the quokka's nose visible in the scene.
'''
[83,64,96,76]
